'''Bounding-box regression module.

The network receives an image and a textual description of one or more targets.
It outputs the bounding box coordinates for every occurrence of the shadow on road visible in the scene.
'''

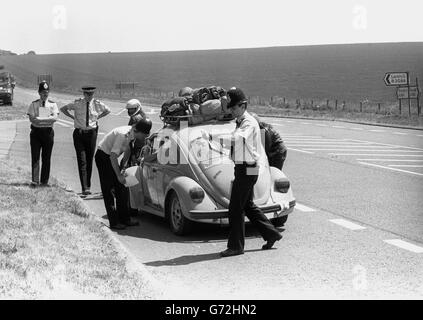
[144,248,265,266]
[110,212,285,244]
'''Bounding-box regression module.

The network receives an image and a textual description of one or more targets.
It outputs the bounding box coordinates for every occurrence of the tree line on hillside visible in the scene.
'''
[0,49,36,56]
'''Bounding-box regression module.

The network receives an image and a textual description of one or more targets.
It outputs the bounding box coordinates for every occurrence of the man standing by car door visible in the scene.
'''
[220,87,282,257]
[60,86,111,196]
[27,81,59,187]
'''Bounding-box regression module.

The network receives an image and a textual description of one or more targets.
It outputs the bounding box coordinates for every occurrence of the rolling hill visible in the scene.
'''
[0,42,422,104]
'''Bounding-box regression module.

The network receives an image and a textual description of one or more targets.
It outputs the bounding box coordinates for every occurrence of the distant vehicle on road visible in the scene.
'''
[0,72,15,106]
[135,118,296,235]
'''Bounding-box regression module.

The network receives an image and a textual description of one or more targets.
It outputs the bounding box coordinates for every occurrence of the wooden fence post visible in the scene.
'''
[378,103,381,113]
[360,102,363,112]
[335,100,338,110]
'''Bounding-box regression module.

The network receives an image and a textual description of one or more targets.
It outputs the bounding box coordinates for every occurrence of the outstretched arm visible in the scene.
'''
[60,104,75,120]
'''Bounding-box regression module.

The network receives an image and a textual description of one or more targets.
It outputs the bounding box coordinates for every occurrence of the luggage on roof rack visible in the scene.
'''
[160,86,233,126]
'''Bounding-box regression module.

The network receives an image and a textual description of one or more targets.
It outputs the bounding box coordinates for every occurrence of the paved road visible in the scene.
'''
[7,87,423,299]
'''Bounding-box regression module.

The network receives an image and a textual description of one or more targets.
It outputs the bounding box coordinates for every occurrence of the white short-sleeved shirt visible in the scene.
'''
[231,111,263,164]
[61,98,110,129]
[97,126,134,156]
[27,99,59,128]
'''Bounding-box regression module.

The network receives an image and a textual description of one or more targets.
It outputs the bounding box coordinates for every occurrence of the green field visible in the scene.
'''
[1,42,422,112]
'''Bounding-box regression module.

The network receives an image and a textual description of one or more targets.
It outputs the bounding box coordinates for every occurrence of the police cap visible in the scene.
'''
[38,81,50,92]
[82,86,96,93]
[227,87,247,108]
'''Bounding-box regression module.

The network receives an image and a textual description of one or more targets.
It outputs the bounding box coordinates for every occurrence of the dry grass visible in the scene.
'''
[0,159,161,299]
[252,104,423,128]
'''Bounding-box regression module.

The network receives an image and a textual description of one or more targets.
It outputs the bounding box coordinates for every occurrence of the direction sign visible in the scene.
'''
[397,86,419,99]
[384,72,408,86]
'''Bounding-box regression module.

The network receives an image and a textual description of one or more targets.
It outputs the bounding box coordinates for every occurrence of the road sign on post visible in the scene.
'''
[384,72,408,86]
[397,86,419,99]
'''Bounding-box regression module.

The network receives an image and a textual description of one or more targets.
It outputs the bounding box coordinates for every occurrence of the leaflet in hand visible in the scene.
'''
[37,107,51,119]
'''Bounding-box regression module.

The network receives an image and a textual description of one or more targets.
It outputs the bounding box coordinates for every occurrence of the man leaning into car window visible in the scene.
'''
[220,87,282,257]
[94,118,152,230]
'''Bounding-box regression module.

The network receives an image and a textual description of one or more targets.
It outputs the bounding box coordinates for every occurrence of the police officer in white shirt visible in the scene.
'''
[27,81,59,187]
[220,87,282,257]
[95,118,152,230]
[60,86,111,196]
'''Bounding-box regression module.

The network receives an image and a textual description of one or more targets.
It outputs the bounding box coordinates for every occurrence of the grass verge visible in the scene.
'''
[252,104,423,128]
[0,158,161,299]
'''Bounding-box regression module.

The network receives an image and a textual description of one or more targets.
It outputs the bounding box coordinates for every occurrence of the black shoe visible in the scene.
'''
[123,219,139,227]
[82,190,92,195]
[110,223,126,230]
[220,248,244,257]
[30,182,39,188]
[262,233,283,250]
[40,183,50,187]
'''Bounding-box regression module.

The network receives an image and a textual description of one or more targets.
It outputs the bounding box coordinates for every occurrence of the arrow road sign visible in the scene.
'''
[397,86,419,99]
[384,72,408,86]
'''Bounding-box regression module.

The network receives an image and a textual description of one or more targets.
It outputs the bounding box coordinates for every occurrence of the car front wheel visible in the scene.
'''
[167,191,193,235]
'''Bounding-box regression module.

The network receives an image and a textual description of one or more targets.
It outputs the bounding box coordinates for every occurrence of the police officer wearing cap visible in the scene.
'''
[27,81,59,187]
[95,117,152,230]
[220,87,282,257]
[60,86,111,195]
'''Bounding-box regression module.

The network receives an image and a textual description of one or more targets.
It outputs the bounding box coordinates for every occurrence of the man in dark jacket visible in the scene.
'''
[251,113,287,170]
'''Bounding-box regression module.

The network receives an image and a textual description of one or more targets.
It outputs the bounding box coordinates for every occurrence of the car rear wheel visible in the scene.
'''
[167,191,193,235]
[271,215,288,227]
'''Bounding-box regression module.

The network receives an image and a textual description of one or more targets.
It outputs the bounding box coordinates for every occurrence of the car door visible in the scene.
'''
[141,134,159,207]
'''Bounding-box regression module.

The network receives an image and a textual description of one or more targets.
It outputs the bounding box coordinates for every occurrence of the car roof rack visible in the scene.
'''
[161,113,234,127]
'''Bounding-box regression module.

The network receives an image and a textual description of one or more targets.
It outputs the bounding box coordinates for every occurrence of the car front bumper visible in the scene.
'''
[189,200,296,220]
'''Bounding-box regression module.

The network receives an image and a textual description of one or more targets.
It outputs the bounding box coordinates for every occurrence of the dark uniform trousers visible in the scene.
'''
[73,128,97,191]
[95,149,130,226]
[227,164,281,251]
[30,126,54,184]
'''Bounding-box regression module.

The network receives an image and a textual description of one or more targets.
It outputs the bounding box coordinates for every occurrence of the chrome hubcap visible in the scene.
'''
[171,197,182,228]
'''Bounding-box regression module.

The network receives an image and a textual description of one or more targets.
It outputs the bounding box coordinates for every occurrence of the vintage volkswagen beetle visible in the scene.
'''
[135,119,296,235]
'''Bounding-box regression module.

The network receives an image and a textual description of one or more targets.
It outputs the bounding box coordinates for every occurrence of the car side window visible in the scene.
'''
[154,136,170,153]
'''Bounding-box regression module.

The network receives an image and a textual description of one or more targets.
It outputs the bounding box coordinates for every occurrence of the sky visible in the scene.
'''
[2,0,423,54]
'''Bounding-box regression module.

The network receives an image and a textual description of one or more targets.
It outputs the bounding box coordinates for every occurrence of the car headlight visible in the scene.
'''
[274,178,290,193]
[189,187,205,203]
